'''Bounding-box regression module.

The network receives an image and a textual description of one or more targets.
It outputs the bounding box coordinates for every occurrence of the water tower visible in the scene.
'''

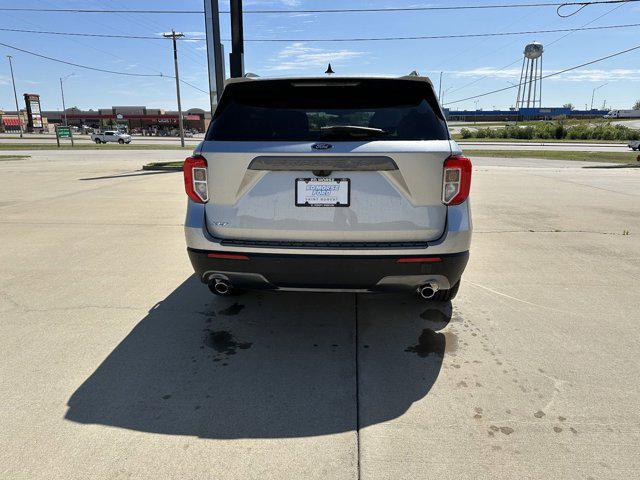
[515,42,543,109]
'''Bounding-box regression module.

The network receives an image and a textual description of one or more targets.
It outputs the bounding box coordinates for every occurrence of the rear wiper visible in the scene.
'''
[320,125,389,138]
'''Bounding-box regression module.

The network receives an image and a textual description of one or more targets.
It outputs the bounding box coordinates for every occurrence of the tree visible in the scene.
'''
[633,100,640,110]
[563,103,574,110]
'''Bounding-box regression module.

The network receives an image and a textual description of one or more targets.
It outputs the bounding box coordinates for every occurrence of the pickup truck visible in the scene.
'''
[91,131,132,144]
[628,140,640,151]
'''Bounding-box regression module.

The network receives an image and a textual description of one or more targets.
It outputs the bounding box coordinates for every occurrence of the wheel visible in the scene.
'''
[430,280,461,302]
[118,139,125,144]
[95,138,101,144]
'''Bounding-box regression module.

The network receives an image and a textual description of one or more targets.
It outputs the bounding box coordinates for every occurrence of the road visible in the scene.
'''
[0,132,203,146]
[1,150,639,479]
[1,132,634,152]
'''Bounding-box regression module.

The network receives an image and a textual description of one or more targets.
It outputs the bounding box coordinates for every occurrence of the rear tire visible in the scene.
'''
[118,139,125,144]
[94,138,101,144]
[429,280,460,301]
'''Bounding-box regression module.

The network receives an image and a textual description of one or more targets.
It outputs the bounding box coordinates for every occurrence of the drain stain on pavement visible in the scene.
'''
[420,308,451,324]
[218,303,245,316]
[405,329,458,358]
[204,330,252,355]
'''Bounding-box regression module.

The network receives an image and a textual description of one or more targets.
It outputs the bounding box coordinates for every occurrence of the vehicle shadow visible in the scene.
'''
[65,276,451,439]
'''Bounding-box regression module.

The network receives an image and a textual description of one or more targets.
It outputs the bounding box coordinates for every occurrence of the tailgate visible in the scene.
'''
[200,141,451,243]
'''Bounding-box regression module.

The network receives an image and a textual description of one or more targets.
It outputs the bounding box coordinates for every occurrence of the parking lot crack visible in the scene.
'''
[465,280,578,315]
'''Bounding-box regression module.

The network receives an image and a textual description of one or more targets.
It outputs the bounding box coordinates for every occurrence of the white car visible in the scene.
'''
[91,130,131,144]
[183,75,472,301]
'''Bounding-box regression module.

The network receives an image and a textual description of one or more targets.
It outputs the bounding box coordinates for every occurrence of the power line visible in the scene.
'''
[442,0,629,96]
[0,1,638,14]
[0,40,163,76]
[0,40,208,93]
[1,22,639,42]
[444,42,640,105]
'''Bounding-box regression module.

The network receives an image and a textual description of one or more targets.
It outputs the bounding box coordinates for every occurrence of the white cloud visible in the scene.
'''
[550,69,640,82]
[443,67,640,82]
[264,42,366,72]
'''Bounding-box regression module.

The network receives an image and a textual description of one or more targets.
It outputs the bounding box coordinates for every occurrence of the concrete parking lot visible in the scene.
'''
[1,150,639,479]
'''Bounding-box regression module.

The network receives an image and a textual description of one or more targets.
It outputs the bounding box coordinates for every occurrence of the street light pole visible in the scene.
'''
[6,55,23,138]
[438,71,443,104]
[164,30,186,147]
[59,74,73,126]
[590,83,608,110]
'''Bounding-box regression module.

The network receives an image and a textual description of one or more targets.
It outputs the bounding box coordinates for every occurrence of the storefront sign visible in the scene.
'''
[24,93,43,131]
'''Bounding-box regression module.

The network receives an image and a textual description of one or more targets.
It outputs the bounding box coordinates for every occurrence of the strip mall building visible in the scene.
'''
[0,106,210,133]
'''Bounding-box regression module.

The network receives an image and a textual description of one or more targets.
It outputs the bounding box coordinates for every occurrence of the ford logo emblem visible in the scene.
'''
[312,143,333,150]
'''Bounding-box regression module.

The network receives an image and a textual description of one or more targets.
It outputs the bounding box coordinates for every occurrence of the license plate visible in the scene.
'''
[295,178,350,207]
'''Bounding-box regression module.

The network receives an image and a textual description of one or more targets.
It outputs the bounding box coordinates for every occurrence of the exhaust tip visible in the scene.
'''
[209,279,232,296]
[418,282,439,299]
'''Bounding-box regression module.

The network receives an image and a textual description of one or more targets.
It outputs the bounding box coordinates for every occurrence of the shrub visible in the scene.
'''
[457,120,639,141]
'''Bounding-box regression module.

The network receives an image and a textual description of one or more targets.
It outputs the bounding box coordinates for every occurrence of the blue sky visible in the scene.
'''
[1,0,639,112]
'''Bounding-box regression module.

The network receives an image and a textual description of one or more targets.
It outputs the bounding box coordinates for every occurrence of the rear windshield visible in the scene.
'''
[206,79,448,141]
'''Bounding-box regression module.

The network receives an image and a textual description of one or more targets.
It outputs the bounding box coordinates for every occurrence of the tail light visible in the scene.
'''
[183,155,209,203]
[442,155,472,205]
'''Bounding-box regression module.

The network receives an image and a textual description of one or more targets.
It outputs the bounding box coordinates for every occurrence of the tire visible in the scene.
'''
[94,138,101,144]
[429,280,461,302]
[118,139,125,144]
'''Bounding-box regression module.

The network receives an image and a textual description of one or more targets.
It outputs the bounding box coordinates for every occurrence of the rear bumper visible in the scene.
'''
[184,197,472,292]
[188,248,469,292]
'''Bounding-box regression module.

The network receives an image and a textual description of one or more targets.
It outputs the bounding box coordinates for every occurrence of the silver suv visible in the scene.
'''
[184,76,472,301]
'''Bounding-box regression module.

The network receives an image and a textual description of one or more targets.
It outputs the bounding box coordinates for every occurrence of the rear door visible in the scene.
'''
[200,78,451,244]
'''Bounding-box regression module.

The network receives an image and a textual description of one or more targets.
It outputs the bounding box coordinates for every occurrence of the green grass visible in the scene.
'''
[452,135,624,143]
[0,154,31,160]
[464,149,639,163]
[0,143,192,151]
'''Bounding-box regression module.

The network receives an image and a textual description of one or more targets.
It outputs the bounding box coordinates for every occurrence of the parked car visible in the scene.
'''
[628,140,640,151]
[91,130,132,144]
[183,75,472,301]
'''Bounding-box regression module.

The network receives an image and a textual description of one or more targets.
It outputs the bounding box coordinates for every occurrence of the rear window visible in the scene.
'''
[207,79,448,141]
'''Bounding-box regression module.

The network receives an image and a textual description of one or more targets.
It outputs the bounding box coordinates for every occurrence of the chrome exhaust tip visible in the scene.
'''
[210,279,232,296]
[417,282,439,299]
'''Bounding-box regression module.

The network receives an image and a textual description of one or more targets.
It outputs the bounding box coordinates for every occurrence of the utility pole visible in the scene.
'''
[229,0,245,78]
[164,30,186,147]
[438,71,443,104]
[204,0,226,110]
[6,55,23,138]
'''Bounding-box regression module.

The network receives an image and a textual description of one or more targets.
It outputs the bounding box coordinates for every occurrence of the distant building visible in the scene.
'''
[0,109,37,133]
[42,106,211,133]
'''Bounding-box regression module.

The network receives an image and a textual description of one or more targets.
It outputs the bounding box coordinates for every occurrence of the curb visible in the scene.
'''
[142,164,183,171]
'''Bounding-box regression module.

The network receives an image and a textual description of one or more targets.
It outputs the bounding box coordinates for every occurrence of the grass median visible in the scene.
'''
[0,143,192,151]
[464,149,639,163]
[0,154,31,160]
[454,136,625,144]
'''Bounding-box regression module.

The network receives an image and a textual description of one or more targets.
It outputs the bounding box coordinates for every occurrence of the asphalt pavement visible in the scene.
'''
[1,150,639,479]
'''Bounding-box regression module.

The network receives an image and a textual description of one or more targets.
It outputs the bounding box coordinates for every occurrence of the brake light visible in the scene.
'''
[183,155,209,203]
[442,155,472,205]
